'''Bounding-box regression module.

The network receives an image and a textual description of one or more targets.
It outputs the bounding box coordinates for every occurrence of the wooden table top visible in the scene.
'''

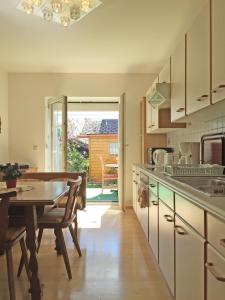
[3,181,68,206]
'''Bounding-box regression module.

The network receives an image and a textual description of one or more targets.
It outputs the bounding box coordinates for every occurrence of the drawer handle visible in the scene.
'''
[174,225,188,235]
[220,238,225,248]
[136,173,140,176]
[150,184,156,188]
[205,262,225,282]
[164,214,174,222]
[151,201,158,206]
[176,108,185,112]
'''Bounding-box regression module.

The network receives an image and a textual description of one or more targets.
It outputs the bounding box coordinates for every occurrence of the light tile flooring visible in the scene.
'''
[0,206,172,300]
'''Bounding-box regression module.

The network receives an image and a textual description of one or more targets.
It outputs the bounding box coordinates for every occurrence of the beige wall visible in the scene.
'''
[8,73,155,205]
[0,70,9,163]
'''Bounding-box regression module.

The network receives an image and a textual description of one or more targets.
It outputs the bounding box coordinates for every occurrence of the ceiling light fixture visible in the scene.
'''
[17,0,102,28]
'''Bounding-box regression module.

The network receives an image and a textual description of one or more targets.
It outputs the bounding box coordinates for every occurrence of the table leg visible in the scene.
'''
[25,206,42,300]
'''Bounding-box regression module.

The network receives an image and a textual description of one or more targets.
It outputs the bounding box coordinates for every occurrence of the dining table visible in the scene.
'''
[1,181,69,300]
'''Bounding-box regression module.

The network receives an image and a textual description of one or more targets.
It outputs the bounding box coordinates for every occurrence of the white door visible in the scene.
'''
[118,93,126,211]
[48,96,67,172]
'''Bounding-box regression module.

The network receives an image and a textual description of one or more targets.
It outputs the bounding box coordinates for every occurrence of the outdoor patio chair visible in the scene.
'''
[99,156,118,193]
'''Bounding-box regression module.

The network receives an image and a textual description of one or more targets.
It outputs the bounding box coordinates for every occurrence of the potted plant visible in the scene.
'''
[0,163,22,188]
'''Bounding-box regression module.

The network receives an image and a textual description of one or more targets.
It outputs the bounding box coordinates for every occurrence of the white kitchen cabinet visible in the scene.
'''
[171,38,186,121]
[159,200,174,295]
[146,106,185,134]
[175,216,205,300]
[159,58,170,84]
[148,190,158,261]
[146,77,158,134]
[211,0,225,103]
[186,2,210,114]
[206,244,225,300]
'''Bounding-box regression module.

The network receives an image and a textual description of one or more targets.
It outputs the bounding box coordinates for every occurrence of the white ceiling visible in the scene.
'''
[0,0,206,73]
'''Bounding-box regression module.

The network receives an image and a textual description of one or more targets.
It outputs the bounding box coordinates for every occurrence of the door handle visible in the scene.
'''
[220,238,225,248]
[163,214,174,222]
[205,262,225,282]
[149,184,156,188]
[176,108,185,112]
[174,225,188,235]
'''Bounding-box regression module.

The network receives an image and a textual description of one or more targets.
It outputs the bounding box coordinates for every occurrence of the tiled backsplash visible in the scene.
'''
[167,115,225,153]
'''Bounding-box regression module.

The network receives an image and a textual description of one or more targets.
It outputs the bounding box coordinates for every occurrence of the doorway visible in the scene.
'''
[45,96,125,209]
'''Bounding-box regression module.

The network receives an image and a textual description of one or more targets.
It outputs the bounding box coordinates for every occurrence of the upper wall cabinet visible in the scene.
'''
[186,3,210,115]
[159,59,171,84]
[211,0,225,104]
[171,38,186,122]
[146,76,159,134]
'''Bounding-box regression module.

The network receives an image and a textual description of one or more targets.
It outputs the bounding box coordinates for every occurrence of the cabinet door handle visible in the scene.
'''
[133,180,137,185]
[176,108,185,112]
[151,201,158,206]
[164,214,174,222]
[149,184,156,188]
[196,95,209,102]
[220,238,225,248]
[136,173,140,176]
[212,84,225,93]
[205,262,225,282]
[174,225,188,235]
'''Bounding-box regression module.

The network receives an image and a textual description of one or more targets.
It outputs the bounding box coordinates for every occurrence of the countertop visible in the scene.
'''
[135,164,225,221]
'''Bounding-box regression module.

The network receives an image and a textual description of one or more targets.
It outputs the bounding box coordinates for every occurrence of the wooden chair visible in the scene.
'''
[18,177,82,280]
[0,191,30,300]
[99,156,118,193]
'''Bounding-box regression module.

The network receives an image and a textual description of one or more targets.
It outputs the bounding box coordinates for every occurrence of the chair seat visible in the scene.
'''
[0,227,26,247]
[38,208,75,226]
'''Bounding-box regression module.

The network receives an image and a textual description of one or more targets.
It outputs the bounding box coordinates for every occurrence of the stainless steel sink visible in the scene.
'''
[173,176,225,197]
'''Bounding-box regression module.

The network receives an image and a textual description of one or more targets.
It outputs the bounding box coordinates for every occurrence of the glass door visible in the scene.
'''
[48,96,67,171]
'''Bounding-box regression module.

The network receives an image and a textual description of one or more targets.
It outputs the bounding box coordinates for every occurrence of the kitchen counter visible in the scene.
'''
[135,164,225,220]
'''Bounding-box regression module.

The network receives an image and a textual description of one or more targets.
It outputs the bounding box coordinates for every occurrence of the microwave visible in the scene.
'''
[147,147,174,165]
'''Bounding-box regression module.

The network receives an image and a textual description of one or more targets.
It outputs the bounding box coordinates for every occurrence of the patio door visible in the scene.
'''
[48,96,68,171]
[118,93,126,211]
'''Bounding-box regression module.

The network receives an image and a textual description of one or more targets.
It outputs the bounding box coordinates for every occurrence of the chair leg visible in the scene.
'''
[69,222,82,257]
[19,238,30,280]
[57,228,72,280]
[6,248,16,300]
[17,255,24,278]
[37,228,44,253]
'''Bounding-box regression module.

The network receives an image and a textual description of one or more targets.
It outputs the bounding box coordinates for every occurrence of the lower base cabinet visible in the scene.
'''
[159,200,174,295]
[206,244,225,300]
[148,191,159,261]
[175,216,205,300]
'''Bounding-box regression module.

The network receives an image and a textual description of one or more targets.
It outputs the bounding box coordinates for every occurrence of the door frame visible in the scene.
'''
[45,95,67,172]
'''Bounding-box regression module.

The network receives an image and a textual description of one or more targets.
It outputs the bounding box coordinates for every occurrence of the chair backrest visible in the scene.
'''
[63,176,82,223]
[0,191,17,243]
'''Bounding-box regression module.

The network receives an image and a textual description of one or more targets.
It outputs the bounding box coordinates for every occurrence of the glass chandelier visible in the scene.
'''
[17,0,102,27]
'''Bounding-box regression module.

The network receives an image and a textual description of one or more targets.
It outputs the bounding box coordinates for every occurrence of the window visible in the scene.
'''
[109,142,119,155]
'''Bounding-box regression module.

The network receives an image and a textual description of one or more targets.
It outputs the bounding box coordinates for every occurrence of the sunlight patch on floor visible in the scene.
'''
[78,205,111,229]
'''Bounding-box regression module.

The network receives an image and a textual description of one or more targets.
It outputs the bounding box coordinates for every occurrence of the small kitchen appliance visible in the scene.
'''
[147,147,174,165]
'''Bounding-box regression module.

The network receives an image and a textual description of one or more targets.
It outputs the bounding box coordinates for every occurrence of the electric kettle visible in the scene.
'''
[153,149,167,166]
